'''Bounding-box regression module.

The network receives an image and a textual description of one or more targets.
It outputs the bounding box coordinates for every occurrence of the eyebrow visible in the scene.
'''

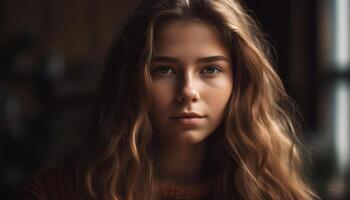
[151,55,230,63]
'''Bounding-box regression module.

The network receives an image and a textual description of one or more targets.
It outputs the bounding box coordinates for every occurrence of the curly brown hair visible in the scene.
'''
[79,0,318,199]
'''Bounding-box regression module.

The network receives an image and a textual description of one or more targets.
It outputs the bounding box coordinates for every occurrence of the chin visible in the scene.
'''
[176,131,210,145]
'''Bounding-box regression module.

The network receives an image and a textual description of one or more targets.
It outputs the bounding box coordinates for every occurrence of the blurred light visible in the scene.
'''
[334,0,350,68]
[334,80,350,174]
[47,52,65,80]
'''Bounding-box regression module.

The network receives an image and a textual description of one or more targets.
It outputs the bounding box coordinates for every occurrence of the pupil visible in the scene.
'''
[207,67,214,73]
[161,67,168,73]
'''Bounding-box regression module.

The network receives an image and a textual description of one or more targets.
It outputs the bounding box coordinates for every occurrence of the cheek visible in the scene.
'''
[151,80,175,112]
[204,78,233,116]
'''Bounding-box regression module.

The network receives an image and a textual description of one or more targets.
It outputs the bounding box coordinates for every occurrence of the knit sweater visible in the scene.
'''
[22,166,210,200]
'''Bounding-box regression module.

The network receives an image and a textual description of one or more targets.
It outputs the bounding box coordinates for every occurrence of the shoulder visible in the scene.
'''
[21,163,80,200]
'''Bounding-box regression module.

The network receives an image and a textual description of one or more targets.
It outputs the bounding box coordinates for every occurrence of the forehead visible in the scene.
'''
[153,19,229,58]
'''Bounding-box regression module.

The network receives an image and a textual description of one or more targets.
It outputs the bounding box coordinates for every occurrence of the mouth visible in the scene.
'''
[170,112,205,119]
[169,113,206,126]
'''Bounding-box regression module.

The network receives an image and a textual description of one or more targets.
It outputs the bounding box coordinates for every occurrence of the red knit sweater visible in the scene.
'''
[22,167,210,200]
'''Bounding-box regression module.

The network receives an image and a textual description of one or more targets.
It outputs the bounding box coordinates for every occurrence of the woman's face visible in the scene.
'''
[149,19,233,145]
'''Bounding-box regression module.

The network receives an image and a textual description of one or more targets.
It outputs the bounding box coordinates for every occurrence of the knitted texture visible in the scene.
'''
[157,182,210,200]
[22,167,210,200]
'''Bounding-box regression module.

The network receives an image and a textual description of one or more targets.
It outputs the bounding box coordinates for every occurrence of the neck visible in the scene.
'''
[154,140,208,186]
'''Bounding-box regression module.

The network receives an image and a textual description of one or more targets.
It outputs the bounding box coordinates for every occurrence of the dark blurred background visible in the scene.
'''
[0,0,349,199]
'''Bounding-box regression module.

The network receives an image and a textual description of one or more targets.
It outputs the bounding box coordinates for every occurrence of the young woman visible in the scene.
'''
[23,0,318,199]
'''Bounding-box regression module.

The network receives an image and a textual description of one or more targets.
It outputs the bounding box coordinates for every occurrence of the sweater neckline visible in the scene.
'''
[156,181,210,200]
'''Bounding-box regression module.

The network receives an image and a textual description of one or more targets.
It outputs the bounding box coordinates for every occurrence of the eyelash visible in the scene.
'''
[152,66,176,74]
[201,66,222,75]
[152,65,222,76]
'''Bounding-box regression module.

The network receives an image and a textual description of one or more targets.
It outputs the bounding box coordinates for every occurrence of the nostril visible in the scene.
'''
[175,93,199,104]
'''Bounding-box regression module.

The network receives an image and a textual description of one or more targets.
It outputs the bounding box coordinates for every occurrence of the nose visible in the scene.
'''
[176,73,200,104]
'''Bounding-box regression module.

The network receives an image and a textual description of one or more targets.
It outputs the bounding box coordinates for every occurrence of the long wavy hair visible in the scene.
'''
[78,0,317,199]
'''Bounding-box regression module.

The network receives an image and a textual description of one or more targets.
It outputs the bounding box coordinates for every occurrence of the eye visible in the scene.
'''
[152,66,175,75]
[201,65,222,75]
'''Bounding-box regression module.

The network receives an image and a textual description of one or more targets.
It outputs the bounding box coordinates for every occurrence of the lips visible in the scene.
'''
[170,112,204,118]
[169,113,205,126]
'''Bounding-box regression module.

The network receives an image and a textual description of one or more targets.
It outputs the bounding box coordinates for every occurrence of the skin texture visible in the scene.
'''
[149,19,233,185]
